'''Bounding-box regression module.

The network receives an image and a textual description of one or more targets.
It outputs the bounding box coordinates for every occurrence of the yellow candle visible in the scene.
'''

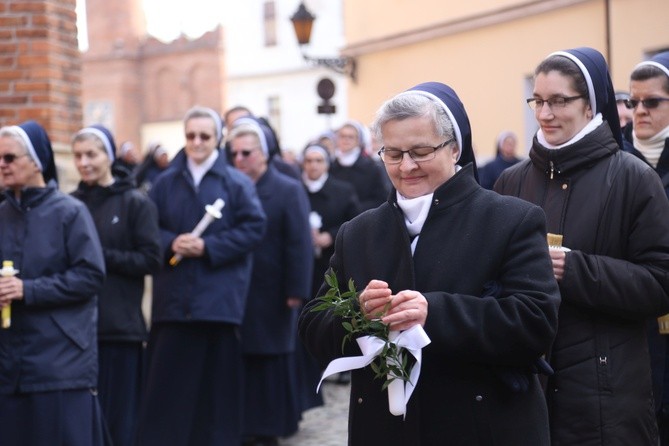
[1,260,18,329]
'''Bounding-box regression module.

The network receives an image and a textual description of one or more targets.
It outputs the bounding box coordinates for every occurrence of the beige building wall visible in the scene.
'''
[343,0,669,160]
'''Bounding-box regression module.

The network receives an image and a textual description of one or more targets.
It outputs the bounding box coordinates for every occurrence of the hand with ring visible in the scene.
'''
[359,280,392,318]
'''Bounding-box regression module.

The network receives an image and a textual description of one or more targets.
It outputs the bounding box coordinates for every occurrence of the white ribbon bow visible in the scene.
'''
[317,324,431,417]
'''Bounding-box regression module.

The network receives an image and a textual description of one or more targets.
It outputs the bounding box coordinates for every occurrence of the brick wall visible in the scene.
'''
[0,0,82,189]
[0,0,81,141]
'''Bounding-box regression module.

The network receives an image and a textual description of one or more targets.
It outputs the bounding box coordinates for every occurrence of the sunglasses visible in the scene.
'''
[0,153,28,164]
[230,148,257,158]
[624,97,669,110]
[185,132,213,141]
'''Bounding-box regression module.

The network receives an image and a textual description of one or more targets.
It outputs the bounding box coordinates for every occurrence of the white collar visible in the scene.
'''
[335,147,361,167]
[303,172,328,193]
[537,113,603,149]
[187,150,219,187]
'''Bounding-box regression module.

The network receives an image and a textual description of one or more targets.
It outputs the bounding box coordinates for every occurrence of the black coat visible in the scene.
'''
[330,155,389,212]
[623,133,669,425]
[300,165,560,445]
[71,175,161,341]
[305,176,360,299]
[496,123,669,445]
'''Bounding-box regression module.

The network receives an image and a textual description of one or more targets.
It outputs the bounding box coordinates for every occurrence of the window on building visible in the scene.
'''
[264,1,277,47]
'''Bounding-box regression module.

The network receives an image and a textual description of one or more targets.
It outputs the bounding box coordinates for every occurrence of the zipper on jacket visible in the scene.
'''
[547,161,561,179]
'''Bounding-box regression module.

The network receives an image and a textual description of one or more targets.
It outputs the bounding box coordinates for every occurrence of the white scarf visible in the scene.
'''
[303,172,328,193]
[187,150,219,187]
[633,124,669,169]
[396,192,433,254]
[537,114,603,149]
[335,147,361,167]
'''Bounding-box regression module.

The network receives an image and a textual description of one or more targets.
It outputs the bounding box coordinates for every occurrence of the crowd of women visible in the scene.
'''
[2,45,669,446]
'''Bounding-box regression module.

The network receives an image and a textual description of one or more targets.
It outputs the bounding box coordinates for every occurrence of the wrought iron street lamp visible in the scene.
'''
[290,2,357,82]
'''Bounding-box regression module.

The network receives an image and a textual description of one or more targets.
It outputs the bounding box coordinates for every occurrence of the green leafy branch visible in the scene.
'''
[311,269,412,389]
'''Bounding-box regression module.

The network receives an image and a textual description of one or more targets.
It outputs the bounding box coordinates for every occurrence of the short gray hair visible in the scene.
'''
[371,93,454,145]
[0,127,29,155]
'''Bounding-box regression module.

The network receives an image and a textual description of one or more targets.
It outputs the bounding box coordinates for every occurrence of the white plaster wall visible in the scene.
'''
[222,0,350,154]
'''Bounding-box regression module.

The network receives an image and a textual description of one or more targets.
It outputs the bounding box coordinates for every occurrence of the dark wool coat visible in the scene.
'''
[623,131,669,429]
[149,150,267,325]
[305,176,360,299]
[72,174,161,342]
[330,155,389,212]
[0,187,105,393]
[300,165,560,446]
[495,123,669,446]
[241,166,313,354]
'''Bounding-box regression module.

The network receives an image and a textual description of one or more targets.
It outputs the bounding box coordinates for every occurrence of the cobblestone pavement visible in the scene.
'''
[279,381,350,446]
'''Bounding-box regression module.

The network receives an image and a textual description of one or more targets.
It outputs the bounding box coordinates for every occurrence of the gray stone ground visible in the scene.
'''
[279,382,350,446]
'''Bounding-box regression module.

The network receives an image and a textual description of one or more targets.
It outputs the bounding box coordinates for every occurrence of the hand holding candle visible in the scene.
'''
[0,260,19,329]
[309,211,323,257]
[169,199,225,266]
[547,233,569,281]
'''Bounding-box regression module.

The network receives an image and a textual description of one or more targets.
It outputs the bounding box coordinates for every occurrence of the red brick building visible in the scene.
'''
[82,0,226,159]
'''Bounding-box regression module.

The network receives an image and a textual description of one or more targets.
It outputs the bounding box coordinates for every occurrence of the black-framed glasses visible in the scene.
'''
[624,97,669,110]
[377,138,455,165]
[230,148,258,158]
[185,132,213,141]
[0,153,28,164]
[526,95,585,110]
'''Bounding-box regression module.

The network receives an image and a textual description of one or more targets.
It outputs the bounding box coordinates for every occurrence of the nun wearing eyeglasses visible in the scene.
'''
[299,82,560,445]
[0,121,107,445]
[495,48,669,445]
[70,124,161,446]
[625,51,669,445]
[227,117,313,445]
[137,106,267,446]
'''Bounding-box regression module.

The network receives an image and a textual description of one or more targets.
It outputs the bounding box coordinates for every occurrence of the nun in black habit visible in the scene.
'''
[299,82,560,445]
[495,47,669,445]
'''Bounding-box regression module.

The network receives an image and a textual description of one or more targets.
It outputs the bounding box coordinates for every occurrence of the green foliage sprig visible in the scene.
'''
[310,270,411,390]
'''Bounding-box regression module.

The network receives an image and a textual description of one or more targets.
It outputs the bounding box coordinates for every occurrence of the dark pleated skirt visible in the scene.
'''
[98,341,144,446]
[135,322,243,446]
[243,353,301,438]
[0,388,110,446]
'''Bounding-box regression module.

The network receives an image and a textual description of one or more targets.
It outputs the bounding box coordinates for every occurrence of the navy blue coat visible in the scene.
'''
[241,166,313,354]
[149,151,267,325]
[478,154,521,190]
[0,187,105,393]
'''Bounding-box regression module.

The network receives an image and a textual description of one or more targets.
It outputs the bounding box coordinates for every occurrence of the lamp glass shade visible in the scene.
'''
[291,3,315,45]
